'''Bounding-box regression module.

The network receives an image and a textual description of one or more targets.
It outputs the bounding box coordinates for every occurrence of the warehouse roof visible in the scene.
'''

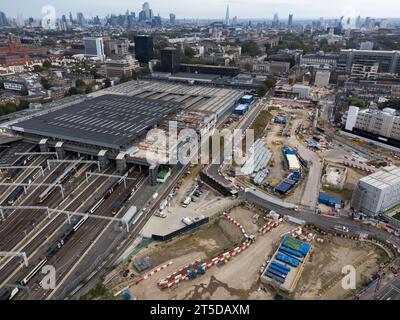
[286,154,301,170]
[12,95,182,150]
[360,166,400,190]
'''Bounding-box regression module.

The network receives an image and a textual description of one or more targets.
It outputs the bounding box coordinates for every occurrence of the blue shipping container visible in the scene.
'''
[276,252,300,267]
[270,264,289,275]
[267,267,287,279]
[279,246,304,259]
[271,261,291,272]
[266,272,285,284]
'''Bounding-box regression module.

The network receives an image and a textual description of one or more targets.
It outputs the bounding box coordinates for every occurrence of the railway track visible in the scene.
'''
[17,168,145,300]
[1,166,144,300]
[0,165,116,290]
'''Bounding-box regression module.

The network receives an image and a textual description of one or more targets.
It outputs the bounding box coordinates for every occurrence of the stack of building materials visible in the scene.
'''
[241,139,272,175]
[133,256,152,272]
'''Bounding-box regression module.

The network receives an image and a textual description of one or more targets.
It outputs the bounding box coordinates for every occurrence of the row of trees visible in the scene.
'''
[257,76,277,97]
[0,100,30,116]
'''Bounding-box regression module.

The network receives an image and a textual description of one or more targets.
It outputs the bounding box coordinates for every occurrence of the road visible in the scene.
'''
[287,133,322,207]
[241,188,400,249]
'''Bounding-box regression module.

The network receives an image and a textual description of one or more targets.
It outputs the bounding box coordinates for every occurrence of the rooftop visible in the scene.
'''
[12,94,182,150]
[360,166,400,190]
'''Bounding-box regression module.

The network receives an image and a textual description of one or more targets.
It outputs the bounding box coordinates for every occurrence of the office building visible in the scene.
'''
[134,35,154,64]
[225,4,230,26]
[0,11,9,27]
[337,49,400,75]
[139,2,153,22]
[104,39,130,58]
[314,70,331,87]
[84,37,106,62]
[360,41,374,50]
[344,106,400,146]
[351,166,400,216]
[288,14,293,28]
[105,57,140,79]
[169,13,176,24]
[77,12,85,26]
[161,47,181,74]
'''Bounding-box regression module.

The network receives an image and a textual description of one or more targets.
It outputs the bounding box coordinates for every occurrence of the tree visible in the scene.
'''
[0,81,4,90]
[20,87,29,96]
[264,76,277,90]
[42,60,52,68]
[350,98,367,108]
[32,65,44,73]
[41,38,55,47]
[184,47,197,59]
[41,77,51,90]
[18,100,30,110]
[244,63,253,72]
[380,99,400,110]
[67,87,79,96]
[75,79,85,88]
[257,84,268,97]
[85,87,93,94]
[241,40,262,57]
[104,78,112,88]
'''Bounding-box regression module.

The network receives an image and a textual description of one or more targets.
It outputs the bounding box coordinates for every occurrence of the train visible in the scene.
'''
[1,154,35,181]
[111,189,134,216]
[5,186,25,205]
[35,161,81,204]
[4,166,135,300]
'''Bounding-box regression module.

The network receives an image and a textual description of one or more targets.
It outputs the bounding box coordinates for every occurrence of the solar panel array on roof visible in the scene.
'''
[12,95,182,150]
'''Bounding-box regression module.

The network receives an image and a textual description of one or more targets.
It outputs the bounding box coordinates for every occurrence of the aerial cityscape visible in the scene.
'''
[1,0,400,305]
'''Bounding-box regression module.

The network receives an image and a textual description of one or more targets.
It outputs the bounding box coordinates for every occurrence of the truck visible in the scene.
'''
[181,196,192,208]
[182,217,193,226]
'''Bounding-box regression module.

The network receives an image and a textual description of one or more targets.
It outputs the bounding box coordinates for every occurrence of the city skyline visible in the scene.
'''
[1,0,400,20]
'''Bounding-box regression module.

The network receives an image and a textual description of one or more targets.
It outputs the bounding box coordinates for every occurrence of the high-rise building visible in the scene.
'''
[139,2,153,22]
[0,11,9,27]
[134,35,154,63]
[152,15,162,28]
[69,12,73,24]
[288,14,293,28]
[84,37,106,61]
[77,12,85,26]
[161,47,181,74]
[272,13,279,27]
[169,13,176,24]
[225,4,230,26]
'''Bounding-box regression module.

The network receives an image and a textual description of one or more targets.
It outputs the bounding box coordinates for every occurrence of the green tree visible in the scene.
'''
[257,84,268,97]
[85,87,93,94]
[264,76,277,90]
[244,63,253,72]
[184,47,197,59]
[20,87,29,96]
[41,77,51,90]
[350,98,367,108]
[75,79,85,88]
[41,38,55,47]
[32,65,44,73]
[42,60,52,68]
[241,40,262,57]
[104,78,112,88]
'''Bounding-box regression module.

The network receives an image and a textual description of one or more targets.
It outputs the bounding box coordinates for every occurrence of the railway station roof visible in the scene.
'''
[11,95,182,150]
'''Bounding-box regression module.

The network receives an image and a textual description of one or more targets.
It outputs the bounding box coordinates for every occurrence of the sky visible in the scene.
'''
[1,0,400,20]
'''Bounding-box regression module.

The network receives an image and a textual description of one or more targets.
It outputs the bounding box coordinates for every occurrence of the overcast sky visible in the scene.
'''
[2,0,399,19]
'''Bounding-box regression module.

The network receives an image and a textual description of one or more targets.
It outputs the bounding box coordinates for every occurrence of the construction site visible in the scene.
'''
[100,205,296,300]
